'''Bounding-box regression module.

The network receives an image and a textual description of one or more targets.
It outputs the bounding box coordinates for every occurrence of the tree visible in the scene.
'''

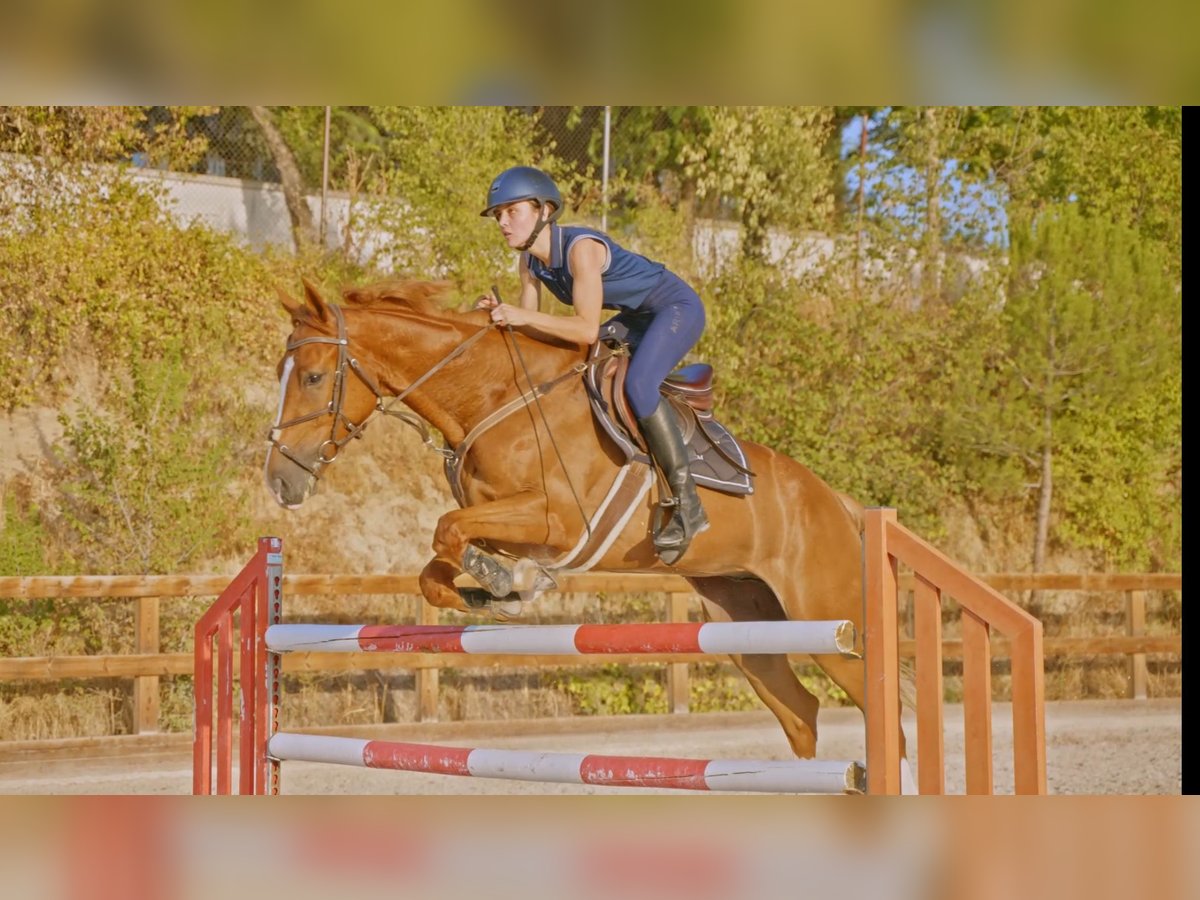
[684,107,838,263]
[949,106,1181,268]
[0,106,213,169]
[267,106,385,192]
[945,203,1179,572]
[564,106,717,230]
[249,106,318,252]
[1054,372,1182,570]
[359,106,546,292]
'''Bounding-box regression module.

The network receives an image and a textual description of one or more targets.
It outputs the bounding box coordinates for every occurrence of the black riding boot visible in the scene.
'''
[638,400,710,563]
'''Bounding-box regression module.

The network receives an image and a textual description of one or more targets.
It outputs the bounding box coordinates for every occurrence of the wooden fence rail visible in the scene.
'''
[0,571,1183,735]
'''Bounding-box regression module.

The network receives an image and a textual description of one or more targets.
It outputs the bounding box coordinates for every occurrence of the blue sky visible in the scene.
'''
[839,111,1009,247]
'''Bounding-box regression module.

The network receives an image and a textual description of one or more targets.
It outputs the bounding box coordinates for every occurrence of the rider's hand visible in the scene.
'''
[475,292,498,310]
[489,303,531,328]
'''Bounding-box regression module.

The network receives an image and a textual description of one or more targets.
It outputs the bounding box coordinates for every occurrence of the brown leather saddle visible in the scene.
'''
[585,321,754,495]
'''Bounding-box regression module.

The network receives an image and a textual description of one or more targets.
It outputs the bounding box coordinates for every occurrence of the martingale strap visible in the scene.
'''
[443,361,587,507]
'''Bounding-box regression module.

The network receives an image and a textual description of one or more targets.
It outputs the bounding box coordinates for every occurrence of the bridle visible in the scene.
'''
[266,300,592,539]
[266,303,487,479]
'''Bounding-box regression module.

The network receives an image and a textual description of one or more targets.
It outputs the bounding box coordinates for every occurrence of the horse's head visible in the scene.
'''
[263,278,382,508]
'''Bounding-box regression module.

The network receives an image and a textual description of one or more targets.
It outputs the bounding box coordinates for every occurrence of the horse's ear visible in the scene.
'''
[276,285,304,321]
[301,276,334,324]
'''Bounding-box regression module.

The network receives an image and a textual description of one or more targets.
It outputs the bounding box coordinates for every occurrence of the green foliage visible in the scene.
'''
[0,490,48,576]
[698,254,990,536]
[0,140,294,574]
[555,664,667,716]
[50,338,257,573]
[936,106,1181,264]
[356,106,551,293]
[581,107,716,194]
[269,107,386,190]
[849,107,1009,262]
[684,107,838,261]
[603,185,700,285]
[944,203,1180,565]
[1054,373,1182,570]
[0,172,279,411]
[0,106,215,169]
[687,666,761,713]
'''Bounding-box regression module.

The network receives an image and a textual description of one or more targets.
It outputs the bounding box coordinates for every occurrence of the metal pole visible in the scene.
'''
[601,105,611,233]
[320,106,331,247]
[856,112,867,293]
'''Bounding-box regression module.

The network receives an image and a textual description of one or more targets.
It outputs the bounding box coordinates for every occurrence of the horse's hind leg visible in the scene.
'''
[811,652,908,759]
[688,576,821,759]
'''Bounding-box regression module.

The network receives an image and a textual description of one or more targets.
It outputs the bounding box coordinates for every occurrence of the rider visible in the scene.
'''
[477,165,709,563]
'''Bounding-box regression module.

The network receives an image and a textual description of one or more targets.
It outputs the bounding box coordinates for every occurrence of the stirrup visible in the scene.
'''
[651,500,709,564]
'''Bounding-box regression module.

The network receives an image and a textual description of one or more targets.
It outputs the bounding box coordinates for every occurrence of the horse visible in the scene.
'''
[264,276,905,766]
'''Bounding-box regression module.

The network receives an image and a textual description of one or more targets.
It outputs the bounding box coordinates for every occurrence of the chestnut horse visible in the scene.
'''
[264,277,897,764]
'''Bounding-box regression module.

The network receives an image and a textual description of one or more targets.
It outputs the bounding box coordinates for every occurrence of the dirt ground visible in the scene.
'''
[0,698,1180,795]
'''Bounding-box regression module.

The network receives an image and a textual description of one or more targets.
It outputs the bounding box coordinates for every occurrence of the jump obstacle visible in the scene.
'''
[195,512,1049,796]
[261,619,864,792]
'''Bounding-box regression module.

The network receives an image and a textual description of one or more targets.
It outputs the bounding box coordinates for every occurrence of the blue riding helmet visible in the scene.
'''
[480,166,563,219]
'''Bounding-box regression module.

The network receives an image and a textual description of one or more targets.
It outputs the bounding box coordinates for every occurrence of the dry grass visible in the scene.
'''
[0,685,127,741]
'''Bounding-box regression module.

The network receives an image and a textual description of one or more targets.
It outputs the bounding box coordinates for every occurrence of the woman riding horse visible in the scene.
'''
[476,166,710,563]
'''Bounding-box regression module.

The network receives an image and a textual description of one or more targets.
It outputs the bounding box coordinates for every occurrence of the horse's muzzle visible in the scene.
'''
[264,444,318,508]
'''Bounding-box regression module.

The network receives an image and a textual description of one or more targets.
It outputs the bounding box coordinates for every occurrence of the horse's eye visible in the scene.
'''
[304,373,324,387]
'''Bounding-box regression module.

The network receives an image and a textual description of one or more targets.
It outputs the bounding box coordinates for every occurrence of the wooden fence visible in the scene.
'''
[0,571,1182,736]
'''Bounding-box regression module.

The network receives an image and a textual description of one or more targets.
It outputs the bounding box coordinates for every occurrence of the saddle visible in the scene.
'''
[585,321,754,495]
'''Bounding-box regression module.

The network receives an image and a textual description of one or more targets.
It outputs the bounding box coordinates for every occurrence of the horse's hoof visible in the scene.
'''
[457,588,525,621]
[459,587,496,608]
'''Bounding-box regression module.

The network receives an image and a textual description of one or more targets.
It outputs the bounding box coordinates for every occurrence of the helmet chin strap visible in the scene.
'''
[517,203,560,252]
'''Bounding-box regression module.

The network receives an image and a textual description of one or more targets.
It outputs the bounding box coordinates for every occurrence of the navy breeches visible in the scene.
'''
[610,272,706,420]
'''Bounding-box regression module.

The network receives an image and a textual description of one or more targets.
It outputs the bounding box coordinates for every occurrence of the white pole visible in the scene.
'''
[601,105,611,232]
[320,106,331,247]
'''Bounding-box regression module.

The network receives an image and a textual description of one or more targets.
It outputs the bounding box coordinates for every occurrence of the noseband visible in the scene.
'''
[267,304,487,479]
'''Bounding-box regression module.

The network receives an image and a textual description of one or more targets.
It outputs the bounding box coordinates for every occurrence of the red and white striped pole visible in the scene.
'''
[268,733,865,794]
[264,620,858,657]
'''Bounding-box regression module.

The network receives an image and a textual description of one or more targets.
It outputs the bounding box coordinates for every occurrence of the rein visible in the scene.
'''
[492,284,592,540]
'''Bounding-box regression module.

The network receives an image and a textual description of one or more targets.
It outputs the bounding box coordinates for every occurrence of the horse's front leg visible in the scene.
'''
[418,558,471,612]
[420,491,568,611]
[433,490,566,561]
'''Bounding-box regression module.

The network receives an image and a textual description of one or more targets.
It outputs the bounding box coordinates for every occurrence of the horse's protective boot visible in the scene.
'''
[638,400,709,564]
[462,544,513,597]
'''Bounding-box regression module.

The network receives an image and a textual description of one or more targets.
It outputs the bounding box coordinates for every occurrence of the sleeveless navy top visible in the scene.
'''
[526,225,666,311]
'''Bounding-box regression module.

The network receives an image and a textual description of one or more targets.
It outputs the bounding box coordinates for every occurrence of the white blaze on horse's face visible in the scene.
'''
[272,355,295,436]
[264,353,313,509]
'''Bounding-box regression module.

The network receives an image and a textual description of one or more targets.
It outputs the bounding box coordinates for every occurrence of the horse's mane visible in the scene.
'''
[340,279,456,317]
